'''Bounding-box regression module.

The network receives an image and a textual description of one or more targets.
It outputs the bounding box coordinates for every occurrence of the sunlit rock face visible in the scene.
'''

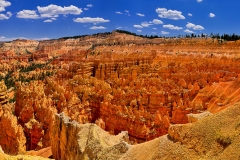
[0,82,26,155]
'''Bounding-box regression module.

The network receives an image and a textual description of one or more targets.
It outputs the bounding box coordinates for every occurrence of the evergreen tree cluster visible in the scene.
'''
[60,32,111,40]
[220,34,240,41]
[0,60,54,89]
[115,30,159,39]
[20,63,46,72]
[0,71,14,89]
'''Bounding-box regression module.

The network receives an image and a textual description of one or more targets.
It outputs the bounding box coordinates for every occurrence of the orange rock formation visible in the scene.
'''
[0,32,240,157]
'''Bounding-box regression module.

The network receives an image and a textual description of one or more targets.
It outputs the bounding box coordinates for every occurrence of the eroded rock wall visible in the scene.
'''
[50,113,130,160]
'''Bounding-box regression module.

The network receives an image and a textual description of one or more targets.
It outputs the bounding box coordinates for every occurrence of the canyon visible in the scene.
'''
[0,31,240,159]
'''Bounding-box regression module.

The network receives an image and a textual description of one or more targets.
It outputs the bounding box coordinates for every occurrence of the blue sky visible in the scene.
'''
[0,0,239,41]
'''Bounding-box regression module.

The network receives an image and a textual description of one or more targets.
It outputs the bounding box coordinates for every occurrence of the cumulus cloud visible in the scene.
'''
[84,8,89,11]
[209,13,215,18]
[136,13,145,17]
[17,10,40,19]
[74,17,110,24]
[152,19,163,24]
[37,4,82,18]
[134,20,161,29]
[186,22,204,30]
[0,1,11,20]
[161,31,169,34]
[141,21,153,27]
[156,8,185,20]
[87,4,93,7]
[134,25,143,28]
[163,24,183,30]
[137,30,142,32]
[197,0,202,2]
[125,10,129,13]
[116,11,123,14]
[188,13,192,16]
[0,0,11,12]
[0,11,11,20]
[90,26,106,30]
[184,29,194,33]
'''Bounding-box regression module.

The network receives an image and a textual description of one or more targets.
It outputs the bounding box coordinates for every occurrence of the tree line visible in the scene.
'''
[58,30,240,41]
[60,32,111,40]
[116,30,240,41]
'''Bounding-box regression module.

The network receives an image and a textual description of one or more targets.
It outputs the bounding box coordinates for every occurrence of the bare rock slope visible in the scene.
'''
[51,102,240,160]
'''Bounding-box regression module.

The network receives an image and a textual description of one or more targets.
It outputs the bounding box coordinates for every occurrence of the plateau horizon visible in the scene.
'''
[0,0,239,40]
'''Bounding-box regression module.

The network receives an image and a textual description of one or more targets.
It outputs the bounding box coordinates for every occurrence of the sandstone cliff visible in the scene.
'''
[51,113,130,160]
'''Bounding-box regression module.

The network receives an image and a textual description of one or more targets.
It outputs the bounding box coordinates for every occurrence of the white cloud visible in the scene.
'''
[156,8,185,20]
[51,17,56,20]
[84,8,89,11]
[152,19,163,24]
[116,26,121,29]
[0,36,50,42]
[152,32,156,34]
[141,21,152,27]
[0,36,27,41]
[125,10,130,16]
[37,4,82,18]
[209,13,215,18]
[116,11,123,14]
[163,24,183,30]
[186,22,204,30]
[74,17,110,23]
[134,21,155,29]
[197,0,202,2]
[0,11,11,20]
[184,29,194,33]
[44,19,52,22]
[6,11,11,15]
[188,13,192,16]
[137,30,142,32]
[34,37,51,41]
[136,13,145,17]
[17,10,40,19]
[90,26,106,30]
[134,25,143,28]
[186,22,195,28]
[161,31,169,34]
[0,0,11,12]
[153,28,157,30]
[87,4,93,7]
